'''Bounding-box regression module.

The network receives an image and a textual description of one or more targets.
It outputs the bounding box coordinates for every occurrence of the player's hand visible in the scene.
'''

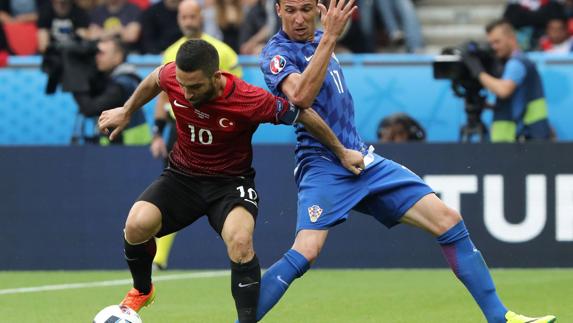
[150,136,168,159]
[339,148,365,175]
[97,107,131,141]
[318,0,357,39]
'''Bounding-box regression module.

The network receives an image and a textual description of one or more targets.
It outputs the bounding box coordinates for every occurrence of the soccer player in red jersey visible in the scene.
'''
[97,39,365,322]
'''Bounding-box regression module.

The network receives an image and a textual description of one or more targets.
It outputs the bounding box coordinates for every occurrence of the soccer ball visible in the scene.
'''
[93,305,142,323]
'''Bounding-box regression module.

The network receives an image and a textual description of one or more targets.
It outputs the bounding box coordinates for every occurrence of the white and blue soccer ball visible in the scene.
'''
[93,305,142,323]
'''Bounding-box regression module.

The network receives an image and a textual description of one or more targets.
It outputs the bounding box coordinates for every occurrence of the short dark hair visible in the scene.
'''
[175,39,219,76]
[485,18,514,34]
[377,113,426,141]
[101,36,127,62]
[275,0,320,6]
[547,15,568,27]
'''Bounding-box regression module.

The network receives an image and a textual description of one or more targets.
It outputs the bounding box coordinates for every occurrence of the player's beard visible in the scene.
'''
[187,78,217,107]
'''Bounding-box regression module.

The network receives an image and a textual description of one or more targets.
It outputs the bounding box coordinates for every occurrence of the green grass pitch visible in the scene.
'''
[0,269,571,322]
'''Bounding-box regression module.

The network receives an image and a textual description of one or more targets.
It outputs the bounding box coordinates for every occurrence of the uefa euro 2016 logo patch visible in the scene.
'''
[270,55,286,75]
[308,205,323,223]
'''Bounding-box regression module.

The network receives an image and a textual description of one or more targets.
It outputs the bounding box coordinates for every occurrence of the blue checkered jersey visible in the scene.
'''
[260,30,368,162]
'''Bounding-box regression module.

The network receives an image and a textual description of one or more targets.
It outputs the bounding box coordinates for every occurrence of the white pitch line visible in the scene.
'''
[0,270,230,295]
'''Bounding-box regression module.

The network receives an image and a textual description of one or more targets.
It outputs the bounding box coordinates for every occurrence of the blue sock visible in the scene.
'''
[255,249,310,321]
[438,221,507,323]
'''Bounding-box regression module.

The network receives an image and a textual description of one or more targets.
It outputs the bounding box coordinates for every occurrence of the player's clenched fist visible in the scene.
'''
[98,107,131,141]
[318,0,357,39]
[339,148,365,175]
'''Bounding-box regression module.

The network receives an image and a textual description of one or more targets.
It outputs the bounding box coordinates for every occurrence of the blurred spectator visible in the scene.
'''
[88,0,141,48]
[0,0,40,23]
[37,0,90,53]
[0,26,8,52]
[201,0,222,40]
[564,0,573,33]
[538,16,573,52]
[1,0,41,54]
[72,36,151,145]
[337,9,368,53]
[377,113,426,143]
[503,0,564,50]
[75,0,100,12]
[359,0,423,53]
[238,0,277,55]
[138,0,180,54]
[215,0,242,52]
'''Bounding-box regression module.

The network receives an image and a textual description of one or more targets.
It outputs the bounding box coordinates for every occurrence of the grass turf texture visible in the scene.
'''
[0,269,570,322]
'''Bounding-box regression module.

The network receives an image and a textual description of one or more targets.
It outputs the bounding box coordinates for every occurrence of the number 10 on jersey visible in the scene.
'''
[188,124,213,145]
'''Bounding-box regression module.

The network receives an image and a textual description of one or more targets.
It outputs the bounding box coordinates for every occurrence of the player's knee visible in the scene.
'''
[124,214,157,244]
[226,231,254,262]
[124,221,152,244]
[437,207,463,235]
[294,244,321,263]
[124,202,162,243]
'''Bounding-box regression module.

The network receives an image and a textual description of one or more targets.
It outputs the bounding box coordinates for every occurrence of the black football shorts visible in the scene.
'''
[137,168,259,237]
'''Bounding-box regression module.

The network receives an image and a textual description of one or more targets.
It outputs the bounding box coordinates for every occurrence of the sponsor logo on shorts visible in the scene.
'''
[308,204,323,223]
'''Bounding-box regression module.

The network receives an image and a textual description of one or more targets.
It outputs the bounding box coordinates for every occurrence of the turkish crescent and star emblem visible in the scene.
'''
[270,55,286,75]
[308,205,323,223]
[219,117,234,128]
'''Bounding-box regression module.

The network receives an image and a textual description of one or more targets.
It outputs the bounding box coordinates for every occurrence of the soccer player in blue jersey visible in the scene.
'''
[247,0,558,322]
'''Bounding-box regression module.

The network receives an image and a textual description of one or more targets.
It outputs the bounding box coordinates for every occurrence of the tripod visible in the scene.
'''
[452,82,488,143]
[460,94,488,143]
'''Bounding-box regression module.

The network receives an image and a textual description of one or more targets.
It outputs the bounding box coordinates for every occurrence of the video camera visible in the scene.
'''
[41,39,99,94]
[432,41,500,142]
[433,41,499,96]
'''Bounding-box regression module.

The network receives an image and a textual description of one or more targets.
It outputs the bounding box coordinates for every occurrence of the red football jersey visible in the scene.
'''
[159,62,291,176]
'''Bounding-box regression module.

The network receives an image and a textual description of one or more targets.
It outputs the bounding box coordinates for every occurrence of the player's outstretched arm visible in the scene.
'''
[280,0,357,107]
[296,108,365,175]
[98,66,163,141]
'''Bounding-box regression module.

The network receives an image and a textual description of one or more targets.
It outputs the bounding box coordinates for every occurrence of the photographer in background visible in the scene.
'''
[377,113,426,143]
[463,19,551,142]
[73,37,151,145]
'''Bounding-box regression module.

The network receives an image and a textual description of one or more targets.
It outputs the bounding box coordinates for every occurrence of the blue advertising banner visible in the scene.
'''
[0,144,571,269]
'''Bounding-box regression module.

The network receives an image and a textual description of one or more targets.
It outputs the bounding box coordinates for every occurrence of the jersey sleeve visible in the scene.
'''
[244,85,299,125]
[259,44,300,94]
[157,62,173,92]
[502,58,527,86]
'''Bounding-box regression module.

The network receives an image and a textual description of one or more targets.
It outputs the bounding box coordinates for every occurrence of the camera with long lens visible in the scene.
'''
[432,41,500,142]
[41,39,99,94]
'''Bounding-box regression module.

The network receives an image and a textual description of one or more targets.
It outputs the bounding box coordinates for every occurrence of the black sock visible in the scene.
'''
[231,255,261,323]
[124,237,156,294]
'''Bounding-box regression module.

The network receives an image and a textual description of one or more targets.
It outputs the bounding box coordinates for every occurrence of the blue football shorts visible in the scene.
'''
[295,151,433,232]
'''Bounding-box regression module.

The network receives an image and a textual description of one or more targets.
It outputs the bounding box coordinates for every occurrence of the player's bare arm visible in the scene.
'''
[296,107,365,175]
[98,66,163,141]
[280,0,356,107]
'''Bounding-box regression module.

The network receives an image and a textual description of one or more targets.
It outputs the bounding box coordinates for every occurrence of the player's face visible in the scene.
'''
[176,68,218,106]
[276,0,318,42]
[178,0,203,38]
[487,27,514,59]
